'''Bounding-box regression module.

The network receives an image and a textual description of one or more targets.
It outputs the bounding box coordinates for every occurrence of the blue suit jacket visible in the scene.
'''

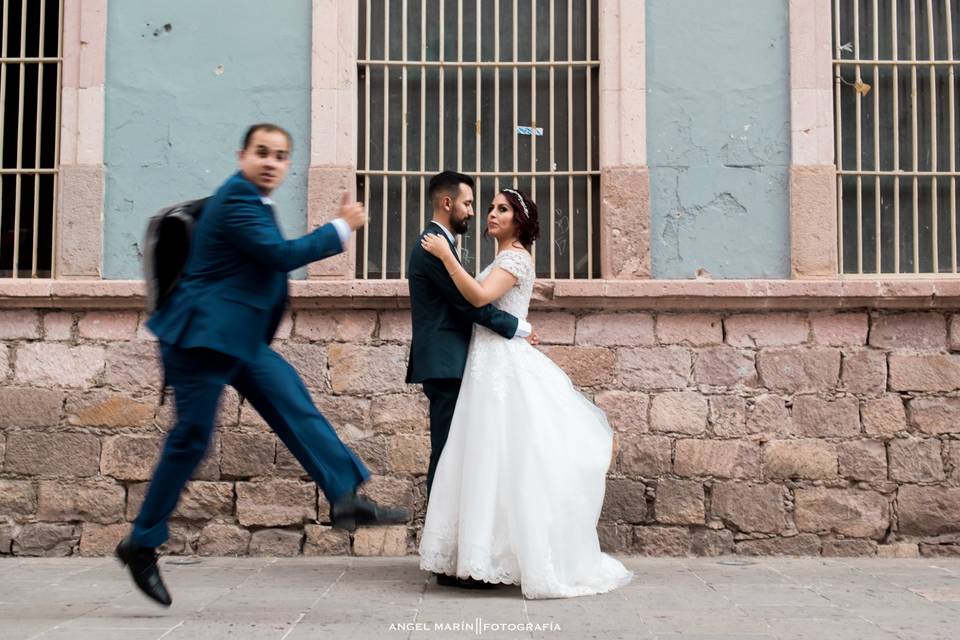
[147,171,343,362]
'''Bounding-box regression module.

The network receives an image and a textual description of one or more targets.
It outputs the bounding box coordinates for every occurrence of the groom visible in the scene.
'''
[406,171,536,587]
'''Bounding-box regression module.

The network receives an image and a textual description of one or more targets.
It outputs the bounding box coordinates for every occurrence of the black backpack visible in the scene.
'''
[142,197,209,313]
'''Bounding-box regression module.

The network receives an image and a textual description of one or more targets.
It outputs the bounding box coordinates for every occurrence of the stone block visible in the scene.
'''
[876,543,919,558]
[745,394,792,436]
[275,343,331,391]
[249,529,303,556]
[236,480,316,527]
[650,392,708,435]
[304,525,350,555]
[127,481,234,522]
[791,395,860,437]
[0,479,37,516]
[220,431,276,478]
[328,344,408,394]
[762,439,837,480]
[870,313,947,350]
[757,348,840,393]
[541,346,616,387]
[600,478,647,523]
[654,479,704,525]
[708,395,747,437]
[735,534,821,556]
[377,311,412,343]
[526,312,576,345]
[898,486,960,536]
[841,350,887,395]
[0,310,40,339]
[387,435,431,475]
[0,387,64,427]
[78,311,139,341]
[14,343,105,388]
[370,394,428,434]
[690,529,735,557]
[908,397,960,435]
[37,480,125,524]
[353,525,409,556]
[633,526,691,556]
[575,313,654,346]
[100,435,161,481]
[103,343,161,391]
[595,391,649,434]
[42,312,75,340]
[78,523,127,556]
[656,314,723,346]
[794,488,889,539]
[821,539,877,557]
[617,347,691,390]
[198,523,251,556]
[619,435,672,476]
[294,310,377,342]
[711,482,786,533]
[597,523,633,553]
[811,313,868,346]
[888,438,945,482]
[694,348,757,387]
[65,392,155,428]
[889,354,960,392]
[13,523,78,556]
[725,313,808,347]
[838,440,888,482]
[4,432,100,477]
[674,440,760,479]
[862,395,907,438]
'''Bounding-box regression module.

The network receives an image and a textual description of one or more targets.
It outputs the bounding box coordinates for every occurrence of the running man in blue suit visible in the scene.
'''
[117,124,408,606]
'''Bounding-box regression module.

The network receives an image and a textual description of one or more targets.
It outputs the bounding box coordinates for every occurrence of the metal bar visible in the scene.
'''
[833,58,960,66]
[0,168,60,174]
[948,0,958,273]
[567,0,574,277]
[549,0,556,279]
[419,0,426,235]
[893,0,901,273]
[456,0,463,260]
[512,0,518,187]
[356,58,600,68]
[586,0,593,279]
[911,0,919,273]
[834,0,844,273]
[357,169,601,177]
[474,0,481,276]
[12,0,29,278]
[363,0,371,279]
[381,0,390,277]
[494,0,500,200]
[400,0,408,279]
[31,0,47,276]
[0,0,9,269]
[926,0,938,272]
[438,0,444,173]
[873,0,881,273]
[837,169,960,177]
[854,0,863,274]
[530,0,537,274]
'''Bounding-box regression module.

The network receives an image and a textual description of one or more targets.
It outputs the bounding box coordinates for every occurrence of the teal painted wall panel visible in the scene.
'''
[647,0,791,278]
[104,2,312,278]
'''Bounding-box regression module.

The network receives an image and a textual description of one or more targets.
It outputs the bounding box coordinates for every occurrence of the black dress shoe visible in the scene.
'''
[435,573,498,589]
[115,537,172,607]
[329,491,410,532]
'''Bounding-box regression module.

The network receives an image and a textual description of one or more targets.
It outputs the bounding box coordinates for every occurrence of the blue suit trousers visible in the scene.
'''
[131,344,370,548]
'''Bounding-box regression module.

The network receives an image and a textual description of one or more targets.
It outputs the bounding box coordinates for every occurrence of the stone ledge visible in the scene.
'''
[2,278,960,310]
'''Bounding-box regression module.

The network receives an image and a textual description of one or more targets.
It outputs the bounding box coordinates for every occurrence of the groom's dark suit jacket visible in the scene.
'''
[405,222,519,383]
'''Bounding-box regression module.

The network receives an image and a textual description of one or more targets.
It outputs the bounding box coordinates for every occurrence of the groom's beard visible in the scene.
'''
[451,215,471,235]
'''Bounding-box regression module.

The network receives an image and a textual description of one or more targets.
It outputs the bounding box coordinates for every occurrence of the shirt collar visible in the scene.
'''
[430,220,455,244]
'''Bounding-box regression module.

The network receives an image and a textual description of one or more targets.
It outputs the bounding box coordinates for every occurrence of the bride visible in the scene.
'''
[417,187,632,599]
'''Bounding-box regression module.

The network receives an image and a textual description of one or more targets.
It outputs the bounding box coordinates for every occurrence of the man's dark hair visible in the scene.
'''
[428,171,474,205]
[241,123,293,150]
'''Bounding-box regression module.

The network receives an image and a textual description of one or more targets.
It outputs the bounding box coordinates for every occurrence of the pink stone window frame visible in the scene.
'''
[56,0,107,279]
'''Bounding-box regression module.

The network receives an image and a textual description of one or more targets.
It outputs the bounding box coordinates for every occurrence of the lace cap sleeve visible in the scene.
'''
[495,250,532,281]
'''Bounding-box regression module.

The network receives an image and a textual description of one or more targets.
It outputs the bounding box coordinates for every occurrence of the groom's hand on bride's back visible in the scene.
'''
[526,331,540,346]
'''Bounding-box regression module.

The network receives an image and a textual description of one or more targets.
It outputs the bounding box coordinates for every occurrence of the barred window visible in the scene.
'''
[0,0,61,278]
[834,0,960,276]
[357,0,600,279]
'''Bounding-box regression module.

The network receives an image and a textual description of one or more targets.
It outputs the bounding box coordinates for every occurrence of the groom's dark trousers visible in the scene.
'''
[133,172,369,548]
[406,222,520,494]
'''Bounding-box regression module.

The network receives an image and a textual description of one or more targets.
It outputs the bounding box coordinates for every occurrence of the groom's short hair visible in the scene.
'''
[428,171,474,205]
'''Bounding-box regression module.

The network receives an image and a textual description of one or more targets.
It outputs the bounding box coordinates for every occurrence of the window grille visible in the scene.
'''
[357,0,600,279]
[0,0,62,278]
[834,0,960,276]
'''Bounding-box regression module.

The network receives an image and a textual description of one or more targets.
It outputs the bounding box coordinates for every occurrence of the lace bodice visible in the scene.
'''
[477,250,534,319]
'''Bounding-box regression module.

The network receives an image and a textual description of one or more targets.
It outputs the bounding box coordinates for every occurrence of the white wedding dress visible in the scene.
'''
[418,250,633,599]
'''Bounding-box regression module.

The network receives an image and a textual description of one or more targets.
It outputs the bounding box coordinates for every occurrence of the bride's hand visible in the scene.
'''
[421,234,454,261]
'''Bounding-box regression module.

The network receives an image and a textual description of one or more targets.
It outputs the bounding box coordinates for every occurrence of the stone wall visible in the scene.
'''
[1,306,959,558]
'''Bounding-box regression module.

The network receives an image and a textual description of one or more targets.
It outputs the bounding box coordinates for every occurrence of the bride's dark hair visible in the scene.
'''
[493,188,540,249]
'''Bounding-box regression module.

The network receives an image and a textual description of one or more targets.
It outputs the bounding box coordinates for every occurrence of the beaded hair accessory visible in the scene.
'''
[501,188,530,220]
